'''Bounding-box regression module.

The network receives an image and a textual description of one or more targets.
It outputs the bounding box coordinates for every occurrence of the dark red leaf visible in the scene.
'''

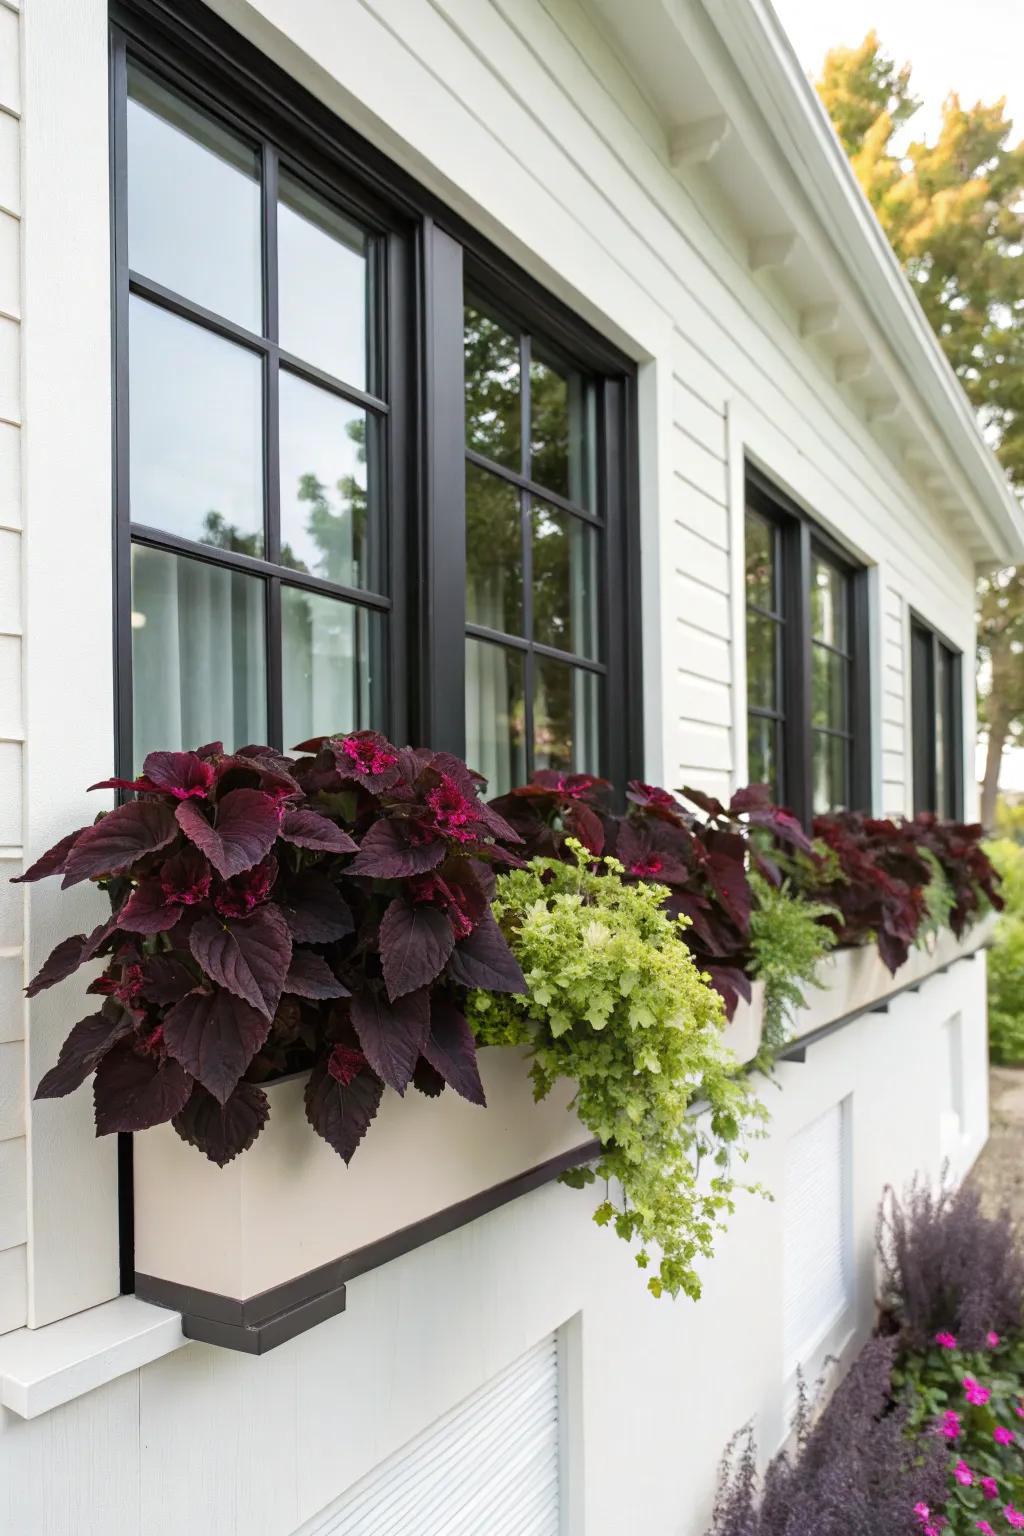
[25,917,117,998]
[746,804,814,853]
[566,802,605,855]
[12,827,90,883]
[703,841,752,935]
[163,987,272,1104]
[346,819,446,880]
[172,1080,269,1166]
[422,999,486,1106]
[278,871,353,943]
[705,964,751,1020]
[412,1057,446,1098]
[35,1011,133,1098]
[189,905,292,1019]
[279,809,357,854]
[284,949,350,1000]
[93,1044,193,1133]
[176,788,281,879]
[117,880,182,934]
[379,898,455,1001]
[61,802,178,887]
[350,985,430,1094]
[141,750,215,799]
[140,955,196,1007]
[304,1056,383,1162]
[680,786,725,819]
[728,784,773,814]
[445,912,526,994]
[87,777,147,793]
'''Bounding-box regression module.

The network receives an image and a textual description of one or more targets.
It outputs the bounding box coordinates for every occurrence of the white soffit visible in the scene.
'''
[587,0,1024,565]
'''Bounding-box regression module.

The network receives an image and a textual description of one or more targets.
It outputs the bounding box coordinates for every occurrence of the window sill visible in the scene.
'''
[0,1294,186,1419]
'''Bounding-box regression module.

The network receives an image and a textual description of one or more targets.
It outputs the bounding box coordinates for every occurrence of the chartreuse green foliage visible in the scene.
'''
[747,875,837,1057]
[468,842,764,1300]
[985,838,1024,1065]
[918,847,957,945]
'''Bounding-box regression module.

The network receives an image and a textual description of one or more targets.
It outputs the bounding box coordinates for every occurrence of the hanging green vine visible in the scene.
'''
[468,843,765,1300]
[747,873,838,1060]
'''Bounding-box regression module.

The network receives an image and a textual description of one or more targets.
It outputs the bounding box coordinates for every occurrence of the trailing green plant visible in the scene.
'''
[984,839,1024,1065]
[747,874,837,1058]
[467,841,765,1300]
[917,847,957,945]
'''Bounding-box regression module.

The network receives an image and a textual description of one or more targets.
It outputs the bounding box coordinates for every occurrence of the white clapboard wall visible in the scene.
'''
[783,1098,853,1374]
[295,1333,561,1536]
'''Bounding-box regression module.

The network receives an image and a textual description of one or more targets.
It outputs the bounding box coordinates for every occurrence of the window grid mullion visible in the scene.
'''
[520,330,535,776]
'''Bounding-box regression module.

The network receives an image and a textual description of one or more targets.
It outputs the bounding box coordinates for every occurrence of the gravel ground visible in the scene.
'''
[968,1066,1024,1220]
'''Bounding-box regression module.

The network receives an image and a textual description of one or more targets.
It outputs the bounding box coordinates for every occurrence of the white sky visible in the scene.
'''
[772,0,1024,143]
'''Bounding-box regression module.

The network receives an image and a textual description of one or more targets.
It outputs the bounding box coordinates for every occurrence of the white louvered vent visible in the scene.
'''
[783,1098,852,1374]
[297,1333,561,1536]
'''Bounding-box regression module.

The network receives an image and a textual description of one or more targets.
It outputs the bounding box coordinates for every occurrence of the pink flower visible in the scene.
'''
[964,1376,992,1406]
[994,1426,1015,1446]
[975,1523,995,1535]
[941,1409,962,1439]
[924,1526,941,1536]
[936,1332,958,1350]
[981,1477,999,1500]
[1005,1509,1024,1531]
[988,1331,1001,1347]
[914,1506,931,1522]
[1015,1402,1024,1420]
[954,1460,973,1486]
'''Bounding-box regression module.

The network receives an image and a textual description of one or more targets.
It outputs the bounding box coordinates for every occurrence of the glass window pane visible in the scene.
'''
[279,372,379,590]
[466,463,523,636]
[534,656,600,774]
[811,645,847,731]
[936,645,950,815]
[130,544,266,771]
[529,350,595,507]
[532,501,599,659]
[464,301,521,471]
[746,612,779,710]
[745,512,775,611]
[282,588,382,751]
[748,714,779,796]
[810,554,847,647]
[465,638,526,796]
[278,174,369,389]
[129,297,264,552]
[813,732,848,815]
[127,66,261,331]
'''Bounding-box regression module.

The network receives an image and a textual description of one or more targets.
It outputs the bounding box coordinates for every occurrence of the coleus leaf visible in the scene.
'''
[25,917,117,998]
[346,819,446,880]
[349,984,430,1094]
[705,964,752,1021]
[11,826,89,883]
[284,949,350,1000]
[566,802,605,856]
[35,1010,133,1098]
[93,1044,193,1133]
[304,1054,384,1163]
[680,785,725,819]
[117,880,182,934]
[176,788,281,879]
[445,912,525,994]
[379,898,455,1001]
[189,905,293,1019]
[278,870,353,943]
[163,987,272,1104]
[412,1057,446,1098]
[61,801,178,887]
[141,750,215,800]
[172,1080,270,1166]
[278,809,357,854]
[140,954,196,1007]
[422,999,486,1106]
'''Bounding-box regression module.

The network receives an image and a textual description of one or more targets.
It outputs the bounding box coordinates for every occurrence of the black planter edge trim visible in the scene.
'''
[136,1135,602,1353]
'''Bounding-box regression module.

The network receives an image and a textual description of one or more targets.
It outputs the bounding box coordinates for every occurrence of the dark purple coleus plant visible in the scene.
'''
[807,812,935,974]
[489,774,811,1018]
[17,733,526,1167]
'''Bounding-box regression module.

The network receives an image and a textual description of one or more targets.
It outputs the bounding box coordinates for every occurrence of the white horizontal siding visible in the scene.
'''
[880,585,907,814]
[0,15,25,1337]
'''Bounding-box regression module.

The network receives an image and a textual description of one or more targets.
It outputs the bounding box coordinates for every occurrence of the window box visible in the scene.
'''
[725,912,997,1064]
[133,1046,589,1353]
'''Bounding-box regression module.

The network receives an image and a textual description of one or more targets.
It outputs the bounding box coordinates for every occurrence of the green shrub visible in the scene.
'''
[747,874,837,1057]
[984,839,1024,1064]
[467,842,765,1300]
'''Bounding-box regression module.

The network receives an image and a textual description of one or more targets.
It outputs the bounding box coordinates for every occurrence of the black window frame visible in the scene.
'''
[744,466,872,824]
[910,612,964,819]
[108,0,642,795]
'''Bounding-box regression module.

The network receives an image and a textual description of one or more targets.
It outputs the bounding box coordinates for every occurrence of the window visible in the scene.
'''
[110,7,639,791]
[911,616,963,818]
[463,294,602,794]
[744,469,870,821]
